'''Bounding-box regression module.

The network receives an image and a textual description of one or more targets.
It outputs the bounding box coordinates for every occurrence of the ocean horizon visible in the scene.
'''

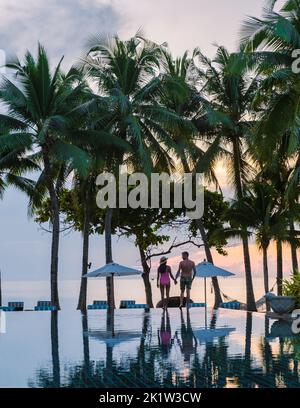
[0,275,282,309]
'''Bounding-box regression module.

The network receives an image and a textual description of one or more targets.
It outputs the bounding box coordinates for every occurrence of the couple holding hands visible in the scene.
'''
[157,251,197,310]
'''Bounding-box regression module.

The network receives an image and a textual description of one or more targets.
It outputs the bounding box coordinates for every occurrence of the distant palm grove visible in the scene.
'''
[1,0,300,312]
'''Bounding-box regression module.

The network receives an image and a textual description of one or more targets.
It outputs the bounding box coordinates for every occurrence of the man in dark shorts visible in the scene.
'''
[176,251,197,309]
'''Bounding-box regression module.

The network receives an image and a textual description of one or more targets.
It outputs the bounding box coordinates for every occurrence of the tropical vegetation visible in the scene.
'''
[1,0,300,312]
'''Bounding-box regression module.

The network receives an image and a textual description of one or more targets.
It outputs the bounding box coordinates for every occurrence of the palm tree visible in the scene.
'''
[0,45,91,308]
[0,138,38,200]
[83,33,191,310]
[76,165,118,312]
[227,182,289,298]
[73,110,126,311]
[256,133,300,290]
[158,48,223,306]
[0,130,39,306]
[241,0,300,204]
[76,177,93,311]
[197,47,258,311]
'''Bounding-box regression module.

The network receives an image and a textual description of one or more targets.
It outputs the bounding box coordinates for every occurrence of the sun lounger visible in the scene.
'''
[34,306,57,311]
[87,304,108,309]
[220,301,241,310]
[36,301,52,307]
[4,302,24,311]
[93,300,108,306]
[34,301,57,311]
[189,302,206,308]
[120,300,136,309]
[0,306,15,311]
[87,300,108,310]
[126,303,150,311]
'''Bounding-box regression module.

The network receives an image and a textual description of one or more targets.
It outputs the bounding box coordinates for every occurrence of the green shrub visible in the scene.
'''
[285,337,300,360]
[283,274,300,307]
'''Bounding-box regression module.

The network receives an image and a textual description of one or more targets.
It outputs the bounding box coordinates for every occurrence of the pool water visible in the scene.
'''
[0,308,299,388]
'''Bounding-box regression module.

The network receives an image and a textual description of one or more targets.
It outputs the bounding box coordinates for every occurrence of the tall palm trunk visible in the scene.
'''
[51,311,60,387]
[106,310,114,373]
[262,244,269,294]
[242,237,257,311]
[277,240,283,296]
[43,148,60,310]
[290,221,299,274]
[81,312,90,383]
[105,207,115,310]
[232,137,256,311]
[196,219,222,307]
[244,312,253,377]
[181,155,222,307]
[77,188,91,311]
[262,243,270,311]
[138,245,154,308]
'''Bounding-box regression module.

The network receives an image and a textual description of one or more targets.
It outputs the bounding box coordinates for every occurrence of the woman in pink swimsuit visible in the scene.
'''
[157,256,177,309]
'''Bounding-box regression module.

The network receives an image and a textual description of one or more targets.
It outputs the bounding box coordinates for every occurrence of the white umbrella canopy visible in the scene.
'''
[83,262,143,278]
[88,330,142,346]
[193,327,235,343]
[195,261,235,278]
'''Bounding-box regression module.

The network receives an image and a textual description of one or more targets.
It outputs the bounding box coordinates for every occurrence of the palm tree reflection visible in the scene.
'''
[29,311,61,388]
[29,309,300,388]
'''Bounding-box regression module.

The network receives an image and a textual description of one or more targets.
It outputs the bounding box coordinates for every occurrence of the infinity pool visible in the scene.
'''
[0,308,299,388]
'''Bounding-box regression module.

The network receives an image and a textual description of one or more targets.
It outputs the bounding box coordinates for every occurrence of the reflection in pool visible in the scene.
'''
[0,308,299,388]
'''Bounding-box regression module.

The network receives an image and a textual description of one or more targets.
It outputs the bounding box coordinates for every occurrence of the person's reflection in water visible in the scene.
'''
[176,308,198,363]
[158,309,175,357]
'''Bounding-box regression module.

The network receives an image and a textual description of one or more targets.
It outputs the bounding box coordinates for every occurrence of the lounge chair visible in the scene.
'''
[0,306,15,311]
[3,302,24,311]
[188,302,206,308]
[34,301,57,311]
[219,301,241,310]
[126,303,150,311]
[120,300,136,309]
[87,300,108,310]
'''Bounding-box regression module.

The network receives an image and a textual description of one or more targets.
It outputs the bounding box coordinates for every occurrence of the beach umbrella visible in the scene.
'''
[195,261,235,306]
[195,261,235,326]
[193,327,235,343]
[84,262,143,278]
[88,329,141,346]
[83,262,143,310]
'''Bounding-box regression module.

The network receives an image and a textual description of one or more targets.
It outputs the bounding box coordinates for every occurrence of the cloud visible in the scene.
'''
[0,0,121,69]
[0,0,266,69]
[0,0,293,288]
[111,0,265,57]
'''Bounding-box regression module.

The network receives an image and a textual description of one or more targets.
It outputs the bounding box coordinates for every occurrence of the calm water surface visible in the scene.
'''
[0,307,299,388]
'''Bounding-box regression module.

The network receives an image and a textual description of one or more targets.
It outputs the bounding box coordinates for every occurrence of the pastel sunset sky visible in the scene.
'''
[0,1,292,294]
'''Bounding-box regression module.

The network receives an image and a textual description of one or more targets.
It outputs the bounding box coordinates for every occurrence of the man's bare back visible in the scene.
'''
[176,252,197,309]
[179,259,195,278]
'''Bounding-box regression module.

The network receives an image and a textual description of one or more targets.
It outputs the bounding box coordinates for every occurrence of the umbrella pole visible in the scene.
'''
[204,277,207,328]
[0,269,2,307]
